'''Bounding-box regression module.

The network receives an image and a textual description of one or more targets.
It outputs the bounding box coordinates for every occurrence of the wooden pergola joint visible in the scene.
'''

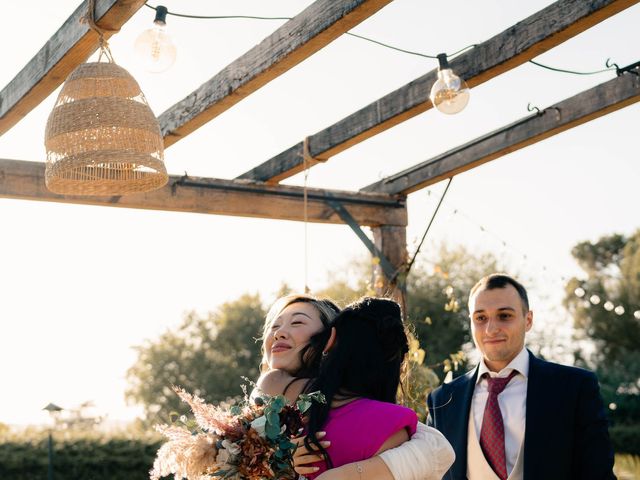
[237,0,639,183]
[362,70,640,195]
[158,0,393,148]
[0,159,408,227]
[325,196,398,281]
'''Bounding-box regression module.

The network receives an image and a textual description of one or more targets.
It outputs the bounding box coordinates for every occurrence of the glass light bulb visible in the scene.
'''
[135,20,176,73]
[614,305,625,315]
[603,301,614,311]
[634,310,640,320]
[429,68,470,114]
[589,295,600,305]
[574,287,585,298]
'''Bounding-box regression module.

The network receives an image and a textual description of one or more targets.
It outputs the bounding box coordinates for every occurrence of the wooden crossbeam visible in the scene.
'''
[238,0,639,183]
[362,69,640,194]
[158,0,392,147]
[0,0,146,137]
[0,159,407,226]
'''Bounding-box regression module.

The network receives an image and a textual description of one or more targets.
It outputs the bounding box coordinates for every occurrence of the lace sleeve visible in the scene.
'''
[378,422,455,480]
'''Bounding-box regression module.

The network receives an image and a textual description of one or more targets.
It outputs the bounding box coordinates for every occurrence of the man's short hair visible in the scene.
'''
[469,273,530,313]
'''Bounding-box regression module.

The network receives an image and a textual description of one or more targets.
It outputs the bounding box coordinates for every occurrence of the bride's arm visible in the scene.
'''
[307,422,455,480]
[378,422,455,480]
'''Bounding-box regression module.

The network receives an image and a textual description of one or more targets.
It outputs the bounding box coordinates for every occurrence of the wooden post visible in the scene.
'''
[372,225,407,309]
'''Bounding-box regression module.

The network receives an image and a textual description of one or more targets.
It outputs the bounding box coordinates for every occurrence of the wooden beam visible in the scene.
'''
[372,225,407,306]
[0,159,407,227]
[238,0,639,183]
[158,0,392,147]
[0,0,146,137]
[363,69,640,194]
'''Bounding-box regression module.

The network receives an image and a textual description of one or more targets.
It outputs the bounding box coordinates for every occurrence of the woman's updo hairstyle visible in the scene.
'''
[303,296,410,468]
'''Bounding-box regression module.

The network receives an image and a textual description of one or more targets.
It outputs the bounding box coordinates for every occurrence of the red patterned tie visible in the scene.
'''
[479,370,519,480]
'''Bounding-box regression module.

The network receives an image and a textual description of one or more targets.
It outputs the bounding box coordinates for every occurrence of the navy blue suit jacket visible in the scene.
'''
[426,351,615,480]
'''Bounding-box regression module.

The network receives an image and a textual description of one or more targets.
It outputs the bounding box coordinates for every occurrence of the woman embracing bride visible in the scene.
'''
[256,294,455,480]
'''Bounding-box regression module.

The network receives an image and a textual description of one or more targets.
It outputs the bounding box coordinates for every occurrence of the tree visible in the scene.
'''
[405,245,500,378]
[564,229,640,453]
[126,294,265,424]
[126,246,502,425]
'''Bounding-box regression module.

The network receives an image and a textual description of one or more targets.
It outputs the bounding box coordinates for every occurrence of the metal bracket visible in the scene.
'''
[325,196,397,281]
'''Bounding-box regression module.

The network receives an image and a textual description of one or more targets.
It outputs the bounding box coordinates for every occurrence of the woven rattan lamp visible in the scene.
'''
[44,60,168,196]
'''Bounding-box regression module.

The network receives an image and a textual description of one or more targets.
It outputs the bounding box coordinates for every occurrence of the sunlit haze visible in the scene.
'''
[1,0,638,426]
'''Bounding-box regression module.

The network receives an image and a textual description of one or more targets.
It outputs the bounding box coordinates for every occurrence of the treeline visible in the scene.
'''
[0,437,161,480]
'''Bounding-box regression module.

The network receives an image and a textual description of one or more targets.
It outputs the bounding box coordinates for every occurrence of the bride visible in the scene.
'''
[255,293,455,480]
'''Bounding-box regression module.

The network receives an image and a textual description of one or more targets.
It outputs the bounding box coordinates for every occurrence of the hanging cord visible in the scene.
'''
[143,3,624,77]
[81,0,118,63]
[143,3,290,20]
[406,177,453,275]
[528,59,615,76]
[302,138,313,294]
[344,32,477,60]
[142,3,475,60]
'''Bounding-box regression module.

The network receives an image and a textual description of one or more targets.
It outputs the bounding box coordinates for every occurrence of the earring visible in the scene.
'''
[322,351,328,357]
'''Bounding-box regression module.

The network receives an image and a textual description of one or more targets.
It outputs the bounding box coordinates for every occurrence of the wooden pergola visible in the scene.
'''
[0,0,638,298]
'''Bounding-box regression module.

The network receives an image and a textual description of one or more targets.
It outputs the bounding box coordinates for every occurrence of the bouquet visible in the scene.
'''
[150,385,325,480]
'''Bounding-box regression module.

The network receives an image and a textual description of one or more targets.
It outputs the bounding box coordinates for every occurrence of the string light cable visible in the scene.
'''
[140,3,639,308]
[141,3,631,79]
[143,2,475,59]
[405,177,453,276]
[143,3,291,21]
[439,203,640,320]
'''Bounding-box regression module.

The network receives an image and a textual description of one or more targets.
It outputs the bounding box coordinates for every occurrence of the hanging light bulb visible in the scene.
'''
[135,6,176,73]
[614,305,625,316]
[429,53,470,115]
[604,301,614,311]
[589,294,601,305]
[634,310,640,320]
[574,287,586,298]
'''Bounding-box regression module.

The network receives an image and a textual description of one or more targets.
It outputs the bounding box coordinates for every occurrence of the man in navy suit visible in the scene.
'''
[427,273,615,480]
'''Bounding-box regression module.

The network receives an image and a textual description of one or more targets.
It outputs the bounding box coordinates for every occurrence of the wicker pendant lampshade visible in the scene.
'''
[44,61,168,195]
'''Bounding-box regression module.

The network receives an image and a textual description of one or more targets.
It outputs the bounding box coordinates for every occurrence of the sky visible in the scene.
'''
[0,0,638,426]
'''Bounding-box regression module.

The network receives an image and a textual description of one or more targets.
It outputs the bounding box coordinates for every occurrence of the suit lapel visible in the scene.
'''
[446,367,478,479]
[523,351,548,480]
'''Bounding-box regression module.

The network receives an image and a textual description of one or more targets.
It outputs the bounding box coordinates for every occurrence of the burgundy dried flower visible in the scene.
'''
[279,404,305,437]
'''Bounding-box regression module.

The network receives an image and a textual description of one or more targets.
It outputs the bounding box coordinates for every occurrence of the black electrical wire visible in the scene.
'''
[143,3,476,60]
[143,3,619,77]
[406,177,453,274]
[528,59,615,76]
[144,3,291,21]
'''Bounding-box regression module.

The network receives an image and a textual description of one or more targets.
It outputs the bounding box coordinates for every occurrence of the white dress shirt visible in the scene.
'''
[471,347,529,476]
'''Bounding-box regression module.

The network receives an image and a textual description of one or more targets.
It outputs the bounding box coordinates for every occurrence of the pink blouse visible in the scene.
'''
[306,398,418,479]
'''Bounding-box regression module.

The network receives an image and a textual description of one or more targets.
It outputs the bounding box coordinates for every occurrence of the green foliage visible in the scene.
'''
[404,361,440,422]
[405,245,500,378]
[0,435,161,480]
[564,229,640,452]
[610,425,640,456]
[126,293,266,424]
[126,246,501,429]
[313,258,372,306]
